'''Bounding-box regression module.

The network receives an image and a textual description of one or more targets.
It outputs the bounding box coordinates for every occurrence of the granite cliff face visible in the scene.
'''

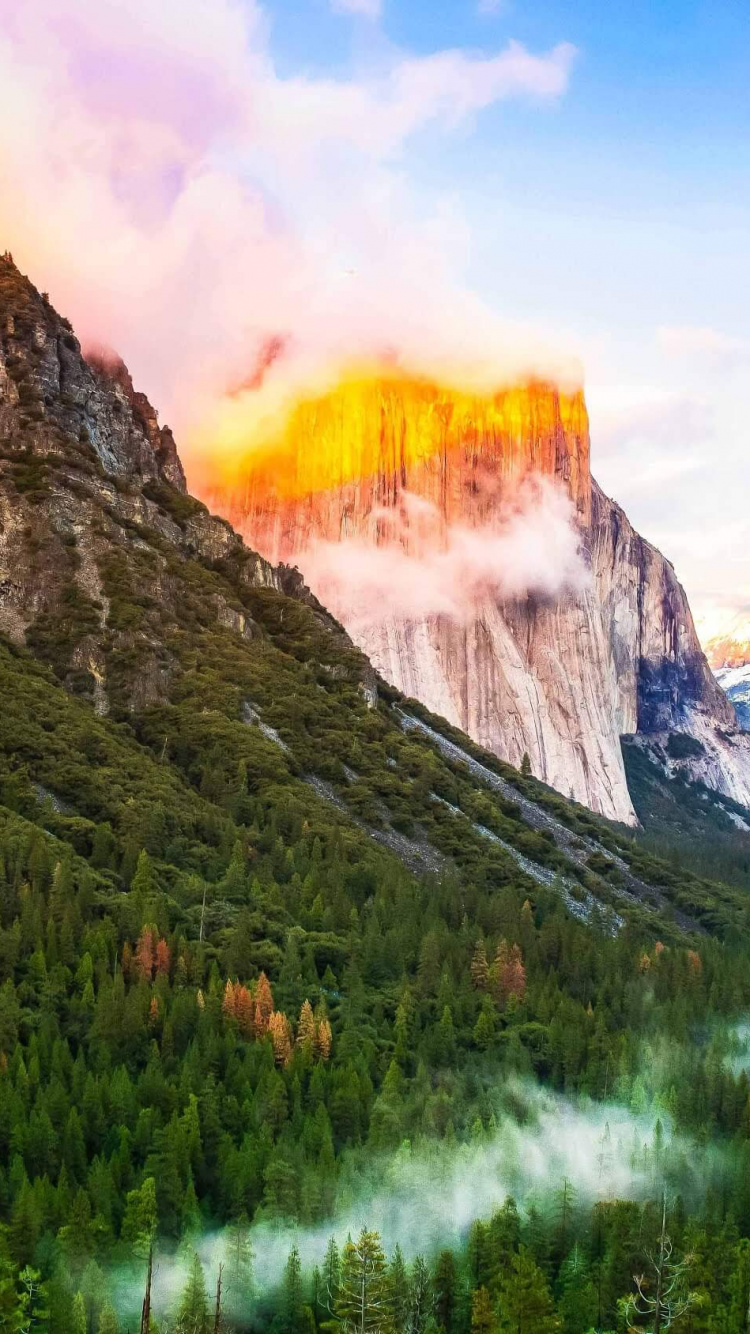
[590,482,750,809]
[208,372,750,823]
[0,254,297,715]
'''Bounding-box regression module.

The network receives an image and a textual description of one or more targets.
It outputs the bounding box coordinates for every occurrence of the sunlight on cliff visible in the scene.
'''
[196,368,590,510]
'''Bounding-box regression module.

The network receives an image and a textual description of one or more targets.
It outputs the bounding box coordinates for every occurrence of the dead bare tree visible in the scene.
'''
[623,1192,695,1334]
[140,1244,153,1334]
[213,1263,224,1334]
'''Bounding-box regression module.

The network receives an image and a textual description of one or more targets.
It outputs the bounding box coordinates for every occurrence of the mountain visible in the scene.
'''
[3,248,744,939]
[714,663,750,729]
[704,620,750,730]
[4,253,750,1329]
[204,371,750,824]
[705,618,750,670]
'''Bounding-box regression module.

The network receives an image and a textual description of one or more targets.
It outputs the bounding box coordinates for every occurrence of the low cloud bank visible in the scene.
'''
[112,1077,711,1321]
[302,476,589,628]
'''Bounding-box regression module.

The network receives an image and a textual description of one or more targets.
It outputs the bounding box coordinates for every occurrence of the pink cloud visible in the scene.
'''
[0,0,577,477]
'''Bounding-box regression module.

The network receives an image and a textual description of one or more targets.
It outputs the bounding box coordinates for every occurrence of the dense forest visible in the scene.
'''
[2,620,750,1332]
[2,256,750,1331]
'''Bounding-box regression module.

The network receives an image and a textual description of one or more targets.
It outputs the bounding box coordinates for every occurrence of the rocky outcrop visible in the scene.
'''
[590,481,735,735]
[590,482,750,808]
[0,253,287,712]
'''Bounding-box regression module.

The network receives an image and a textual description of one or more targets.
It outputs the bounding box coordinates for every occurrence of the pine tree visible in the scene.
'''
[222,979,236,1019]
[155,938,171,976]
[500,945,526,1004]
[97,1302,119,1334]
[336,1229,392,1333]
[174,1250,210,1334]
[134,926,156,982]
[409,1255,431,1334]
[387,1245,410,1331]
[320,1237,341,1321]
[434,1250,458,1334]
[471,1287,497,1334]
[16,1267,50,1333]
[234,985,254,1037]
[121,1177,157,1260]
[281,1244,304,1334]
[223,1213,255,1315]
[520,753,532,777]
[316,1017,333,1062]
[131,851,159,917]
[297,999,316,1052]
[72,1290,87,1334]
[474,997,497,1050]
[268,1011,293,1066]
[471,940,490,991]
[556,1244,597,1334]
[497,1248,558,1334]
[254,972,274,1035]
[728,1238,750,1334]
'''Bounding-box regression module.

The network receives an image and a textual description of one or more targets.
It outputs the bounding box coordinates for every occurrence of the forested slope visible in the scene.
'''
[2,253,750,1331]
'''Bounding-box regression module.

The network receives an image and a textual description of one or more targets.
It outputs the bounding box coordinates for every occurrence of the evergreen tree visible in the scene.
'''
[281,1244,304,1334]
[409,1255,431,1334]
[15,1267,50,1334]
[497,1248,558,1334]
[223,1214,255,1316]
[97,1303,119,1334]
[174,1250,210,1334]
[471,1287,497,1334]
[320,1237,341,1323]
[387,1245,410,1332]
[433,1250,458,1334]
[336,1229,391,1333]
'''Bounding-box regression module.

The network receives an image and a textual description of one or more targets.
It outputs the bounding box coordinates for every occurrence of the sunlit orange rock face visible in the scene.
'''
[197,366,750,822]
[206,372,591,561]
[199,370,642,825]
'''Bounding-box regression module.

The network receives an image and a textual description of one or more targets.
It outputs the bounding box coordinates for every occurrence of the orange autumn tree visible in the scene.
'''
[493,940,526,1004]
[135,927,156,982]
[315,1016,332,1062]
[254,972,274,1035]
[268,1011,293,1066]
[234,983,254,1037]
[155,939,171,977]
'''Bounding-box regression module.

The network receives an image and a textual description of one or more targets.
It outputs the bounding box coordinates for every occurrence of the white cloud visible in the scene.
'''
[657,325,750,369]
[331,0,382,18]
[303,477,589,630]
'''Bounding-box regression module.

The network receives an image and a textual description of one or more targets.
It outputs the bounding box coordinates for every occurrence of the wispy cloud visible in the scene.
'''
[331,0,382,18]
[657,325,750,370]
